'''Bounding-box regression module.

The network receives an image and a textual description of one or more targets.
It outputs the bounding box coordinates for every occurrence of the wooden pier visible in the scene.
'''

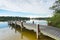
[8,21,60,40]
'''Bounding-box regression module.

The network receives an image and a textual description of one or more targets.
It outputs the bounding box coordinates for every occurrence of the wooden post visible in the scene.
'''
[15,20,16,27]
[21,21,24,31]
[38,24,41,39]
[36,24,41,40]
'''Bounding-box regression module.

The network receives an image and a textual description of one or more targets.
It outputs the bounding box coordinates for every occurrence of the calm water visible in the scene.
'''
[0,22,8,28]
[0,22,36,40]
[26,20,48,25]
[0,21,55,40]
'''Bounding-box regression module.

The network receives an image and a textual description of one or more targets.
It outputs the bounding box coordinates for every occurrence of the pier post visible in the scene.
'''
[33,21,34,24]
[21,21,24,31]
[37,24,41,40]
[15,20,17,27]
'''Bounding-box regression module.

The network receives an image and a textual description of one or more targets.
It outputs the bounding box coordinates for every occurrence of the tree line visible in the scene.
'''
[0,16,30,21]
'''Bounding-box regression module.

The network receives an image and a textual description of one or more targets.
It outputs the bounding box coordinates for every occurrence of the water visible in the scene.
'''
[0,22,36,40]
[0,22,8,28]
[26,20,48,25]
[0,21,55,40]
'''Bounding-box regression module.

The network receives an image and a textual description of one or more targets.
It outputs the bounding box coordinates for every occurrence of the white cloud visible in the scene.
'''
[0,0,56,17]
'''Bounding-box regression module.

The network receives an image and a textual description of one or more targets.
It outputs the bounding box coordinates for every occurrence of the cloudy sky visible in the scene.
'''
[0,0,56,17]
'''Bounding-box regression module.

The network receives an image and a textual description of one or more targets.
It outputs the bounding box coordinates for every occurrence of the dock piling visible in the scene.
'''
[21,21,24,31]
[36,24,41,40]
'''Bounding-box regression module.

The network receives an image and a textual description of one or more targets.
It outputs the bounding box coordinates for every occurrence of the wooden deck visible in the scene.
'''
[8,21,60,40]
[40,25,60,40]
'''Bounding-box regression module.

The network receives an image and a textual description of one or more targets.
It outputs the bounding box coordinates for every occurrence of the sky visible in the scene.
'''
[0,0,56,18]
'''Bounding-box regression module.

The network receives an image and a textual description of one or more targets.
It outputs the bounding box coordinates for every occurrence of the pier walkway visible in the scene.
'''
[40,25,60,40]
[8,21,60,40]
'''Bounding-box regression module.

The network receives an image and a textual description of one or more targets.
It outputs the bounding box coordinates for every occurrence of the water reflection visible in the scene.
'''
[21,30,23,39]
[0,22,8,28]
[0,22,55,40]
[9,24,37,40]
[26,20,48,25]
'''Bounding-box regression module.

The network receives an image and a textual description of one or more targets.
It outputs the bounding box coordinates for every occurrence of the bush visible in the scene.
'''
[49,13,60,28]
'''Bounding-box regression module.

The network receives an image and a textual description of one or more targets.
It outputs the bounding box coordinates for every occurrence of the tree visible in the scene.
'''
[50,0,60,13]
[50,14,60,27]
[49,0,60,28]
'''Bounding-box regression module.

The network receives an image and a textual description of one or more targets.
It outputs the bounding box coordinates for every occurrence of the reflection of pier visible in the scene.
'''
[8,21,60,40]
[8,21,40,40]
[8,22,36,40]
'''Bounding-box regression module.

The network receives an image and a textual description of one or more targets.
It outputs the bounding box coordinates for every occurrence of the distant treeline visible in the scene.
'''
[0,16,30,21]
[31,17,50,20]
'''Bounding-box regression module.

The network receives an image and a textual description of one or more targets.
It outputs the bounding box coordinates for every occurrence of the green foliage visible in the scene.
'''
[0,16,30,21]
[50,0,60,13]
[49,13,60,28]
[49,0,60,28]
